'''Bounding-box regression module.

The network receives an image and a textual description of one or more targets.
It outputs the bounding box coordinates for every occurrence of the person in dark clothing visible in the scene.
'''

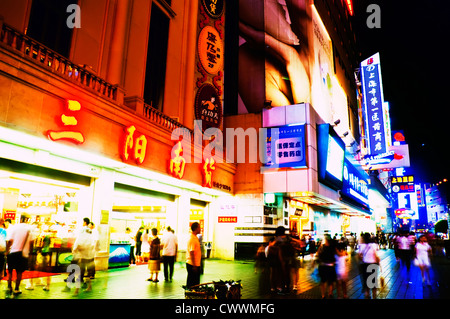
[313,234,337,299]
[135,227,144,263]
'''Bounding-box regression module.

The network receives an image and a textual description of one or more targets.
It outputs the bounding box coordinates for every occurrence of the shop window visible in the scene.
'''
[26,0,77,58]
[143,2,171,112]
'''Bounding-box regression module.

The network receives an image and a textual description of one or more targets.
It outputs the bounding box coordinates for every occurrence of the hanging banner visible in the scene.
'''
[361,53,388,155]
[194,0,225,129]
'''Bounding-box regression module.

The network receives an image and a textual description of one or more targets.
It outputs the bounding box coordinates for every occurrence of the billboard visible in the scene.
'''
[317,124,345,190]
[238,0,312,114]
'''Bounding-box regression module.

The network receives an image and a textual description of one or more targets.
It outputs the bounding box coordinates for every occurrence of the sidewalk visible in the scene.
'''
[2,249,449,299]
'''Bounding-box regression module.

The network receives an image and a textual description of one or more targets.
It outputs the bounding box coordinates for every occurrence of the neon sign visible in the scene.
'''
[47,100,85,144]
[121,125,148,165]
[202,157,216,188]
[169,141,186,179]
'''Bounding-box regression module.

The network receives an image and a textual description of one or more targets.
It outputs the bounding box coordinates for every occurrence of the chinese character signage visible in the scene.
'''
[342,158,369,208]
[169,141,186,179]
[195,0,224,129]
[265,124,306,169]
[47,100,85,144]
[361,53,388,155]
[391,175,415,193]
[121,125,148,165]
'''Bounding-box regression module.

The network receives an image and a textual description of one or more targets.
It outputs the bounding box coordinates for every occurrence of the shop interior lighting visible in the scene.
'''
[0,126,231,197]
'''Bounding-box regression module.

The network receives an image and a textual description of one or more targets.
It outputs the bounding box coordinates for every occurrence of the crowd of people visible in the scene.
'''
[255,228,436,299]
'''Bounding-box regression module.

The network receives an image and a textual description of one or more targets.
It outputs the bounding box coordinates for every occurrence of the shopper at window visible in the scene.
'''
[147,228,161,282]
[126,227,136,265]
[186,222,201,288]
[135,227,144,263]
[161,226,178,282]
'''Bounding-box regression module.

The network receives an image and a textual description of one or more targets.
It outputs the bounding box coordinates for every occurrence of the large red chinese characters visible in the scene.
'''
[121,125,148,165]
[47,100,85,144]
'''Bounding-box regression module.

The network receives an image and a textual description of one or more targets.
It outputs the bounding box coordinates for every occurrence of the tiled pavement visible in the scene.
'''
[2,249,450,299]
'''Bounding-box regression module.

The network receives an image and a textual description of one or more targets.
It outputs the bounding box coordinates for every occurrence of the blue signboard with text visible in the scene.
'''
[361,53,388,155]
[265,124,306,169]
[342,158,370,210]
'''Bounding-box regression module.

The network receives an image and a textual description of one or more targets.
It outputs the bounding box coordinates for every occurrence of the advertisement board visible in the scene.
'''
[265,124,307,169]
[360,53,388,155]
[342,158,370,209]
[317,124,345,190]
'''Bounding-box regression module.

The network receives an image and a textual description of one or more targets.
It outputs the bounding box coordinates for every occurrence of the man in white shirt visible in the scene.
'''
[162,226,178,282]
[186,222,201,288]
[5,214,34,298]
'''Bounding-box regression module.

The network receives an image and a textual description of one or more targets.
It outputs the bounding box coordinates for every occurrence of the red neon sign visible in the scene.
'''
[121,125,148,165]
[202,157,216,188]
[47,100,85,144]
[169,141,186,179]
[345,0,354,16]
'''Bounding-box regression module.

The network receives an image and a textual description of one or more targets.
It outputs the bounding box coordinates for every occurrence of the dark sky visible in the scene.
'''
[352,0,449,186]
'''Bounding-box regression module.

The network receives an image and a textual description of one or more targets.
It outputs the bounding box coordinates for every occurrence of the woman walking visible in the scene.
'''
[415,235,432,285]
[358,232,380,299]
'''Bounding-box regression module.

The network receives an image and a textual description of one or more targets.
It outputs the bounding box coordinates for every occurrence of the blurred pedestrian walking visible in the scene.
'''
[313,234,337,299]
[335,242,349,299]
[0,218,7,281]
[71,224,94,295]
[126,227,136,265]
[415,235,432,285]
[398,230,413,282]
[5,214,34,298]
[358,232,380,299]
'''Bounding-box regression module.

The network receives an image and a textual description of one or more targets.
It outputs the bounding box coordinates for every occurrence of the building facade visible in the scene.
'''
[0,0,390,266]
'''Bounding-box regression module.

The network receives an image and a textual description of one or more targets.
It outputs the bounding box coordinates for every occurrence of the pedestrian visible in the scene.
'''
[358,232,380,299]
[142,228,150,262]
[197,231,205,274]
[398,230,413,282]
[274,226,297,294]
[335,242,349,299]
[186,222,202,288]
[0,218,7,281]
[27,226,52,291]
[135,226,143,263]
[161,226,178,282]
[266,237,281,293]
[313,234,337,299]
[147,228,162,282]
[414,235,432,285]
[71,223,94,295]
[5,213,34,298]
[126,227,136,265]
[88,221,99,279]
[347,232,356,255]
[254,244,266,274]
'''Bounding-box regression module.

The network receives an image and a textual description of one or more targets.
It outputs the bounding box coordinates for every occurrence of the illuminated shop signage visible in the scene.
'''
[47,100,85,144]
[218,216,237,223]
[202,157,216,188]
[121,125,148,165]
[317,124,345,190]
[265,124,306,169]
[391,175,415,193]
[361,53,388,155]
[169,141,186,179]
[342,158,369,207]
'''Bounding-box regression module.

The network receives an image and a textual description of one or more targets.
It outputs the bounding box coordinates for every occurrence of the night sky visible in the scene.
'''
[352,0,449,188]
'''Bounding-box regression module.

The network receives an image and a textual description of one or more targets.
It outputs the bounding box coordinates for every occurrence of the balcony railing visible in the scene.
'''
[143,102,192,133]
[0,22,118,102]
